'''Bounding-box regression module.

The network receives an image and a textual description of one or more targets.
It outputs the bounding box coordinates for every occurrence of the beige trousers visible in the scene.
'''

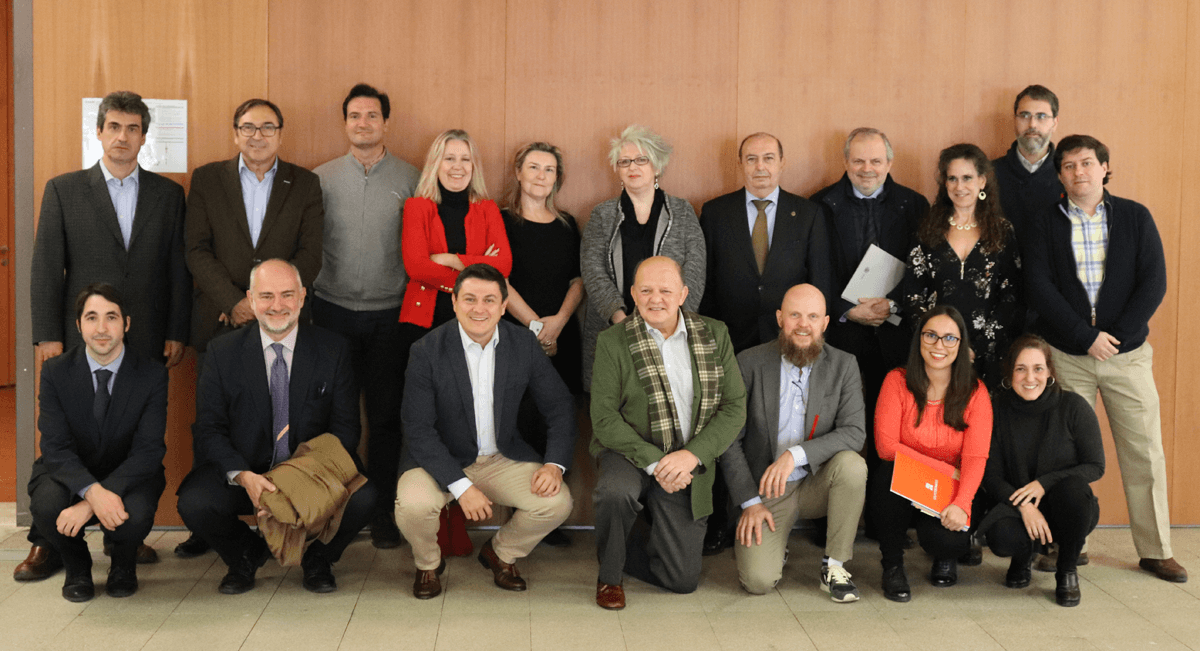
[734,450,867,594]
[395,454,573,570]
[1051,342,1172,559]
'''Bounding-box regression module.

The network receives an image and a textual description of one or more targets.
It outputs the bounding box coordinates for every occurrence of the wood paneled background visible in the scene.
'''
[23,0,1200,526]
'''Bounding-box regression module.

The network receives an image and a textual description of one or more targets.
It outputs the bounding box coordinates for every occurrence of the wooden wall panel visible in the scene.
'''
[32,0,268,524]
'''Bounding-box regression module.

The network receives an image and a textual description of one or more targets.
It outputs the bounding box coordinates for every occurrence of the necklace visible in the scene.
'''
[948,215,976,231]
[927,398,943,405]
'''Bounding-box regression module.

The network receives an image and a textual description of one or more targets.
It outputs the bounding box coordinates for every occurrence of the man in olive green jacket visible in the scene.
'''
[590,257,746,610]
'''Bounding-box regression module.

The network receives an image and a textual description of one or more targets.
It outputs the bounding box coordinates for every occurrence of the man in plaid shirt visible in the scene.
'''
[1024,134,1186,584]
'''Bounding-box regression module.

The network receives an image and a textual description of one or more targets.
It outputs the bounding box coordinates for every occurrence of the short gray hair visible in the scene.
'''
[843,128,894,162]
[608,124,672,175]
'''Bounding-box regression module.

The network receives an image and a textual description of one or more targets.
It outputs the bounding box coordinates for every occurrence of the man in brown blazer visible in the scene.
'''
[176,98,324,558]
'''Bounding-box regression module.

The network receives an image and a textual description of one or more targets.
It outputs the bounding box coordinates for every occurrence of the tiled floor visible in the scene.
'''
[1,503,1198,650]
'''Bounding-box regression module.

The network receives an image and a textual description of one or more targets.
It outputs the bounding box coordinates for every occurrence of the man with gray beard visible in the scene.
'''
[718,284,868,601]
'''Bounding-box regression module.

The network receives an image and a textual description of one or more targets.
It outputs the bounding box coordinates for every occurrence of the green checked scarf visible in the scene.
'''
[626,310,724,453]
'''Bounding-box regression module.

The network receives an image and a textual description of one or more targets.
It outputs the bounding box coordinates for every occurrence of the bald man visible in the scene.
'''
[590,257,747,610]
[719,284,867,601]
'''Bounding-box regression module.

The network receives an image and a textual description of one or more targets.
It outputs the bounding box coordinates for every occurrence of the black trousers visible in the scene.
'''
[985,475,1099,573]
[177,465,377,568]
[592,451,707,592]
[29,468,164,575]
[868,460,972,568]
[312,297,405,517]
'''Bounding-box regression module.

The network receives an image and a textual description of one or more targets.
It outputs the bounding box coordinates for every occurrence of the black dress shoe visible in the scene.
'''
[882,565,911,602]
[218,539,270,595]
[959,544,983,567]
[539,528,571,548]
[301,551,337,594]
[62,572,95,603]
[1005,552,1033,589]
[106,564,138,598]
[1055,570,1081,607]
[13,545,63,582]
[930,559,958,587]
[174,532,211,559]
[370,514,403,550]
[702,527,733,557]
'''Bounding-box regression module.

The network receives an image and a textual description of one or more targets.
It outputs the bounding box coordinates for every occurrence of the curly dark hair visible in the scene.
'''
[921,143,1012,255]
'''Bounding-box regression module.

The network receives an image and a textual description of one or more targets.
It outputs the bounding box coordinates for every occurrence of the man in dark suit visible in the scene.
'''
[177,98,324,558]
[21,90,186,581]
[28,284,168,602]
[698,132,832,555]
[811,128,927,482]
[176,259,376,595]
[720,284,866,602]
[396,264,575,600]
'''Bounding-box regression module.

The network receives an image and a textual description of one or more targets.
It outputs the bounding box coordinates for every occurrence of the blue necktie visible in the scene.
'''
[269,343,290,467]
[93,369,112,426]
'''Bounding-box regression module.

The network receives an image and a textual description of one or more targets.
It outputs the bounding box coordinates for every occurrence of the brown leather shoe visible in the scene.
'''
[14,545,64,582]
[1140,557,1189,583]
[101,542,159,564]
[596,581,626,610]
[477,538,526,591]
[413,560,447,599]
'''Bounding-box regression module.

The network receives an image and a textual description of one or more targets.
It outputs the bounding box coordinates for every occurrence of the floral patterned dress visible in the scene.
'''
[897,229,1024,389]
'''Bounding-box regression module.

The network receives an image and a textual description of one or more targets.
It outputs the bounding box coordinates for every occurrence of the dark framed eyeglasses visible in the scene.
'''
[921,330,960,347]
[237,123,280,137]
[616,156,650,168]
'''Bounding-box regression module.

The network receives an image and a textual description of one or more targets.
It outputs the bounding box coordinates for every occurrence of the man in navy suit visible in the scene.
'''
[176,259,376,595]
[28,284,169,602]
[396,263,575,600]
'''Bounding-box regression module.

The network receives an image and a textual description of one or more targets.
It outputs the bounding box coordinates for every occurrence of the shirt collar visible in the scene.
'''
[259,323,299,354]
[99,158,140,186]
[745,185,781,207]
[1066,198,1107,222]
[458,322,501,352]
[851,182,885,200]
[1019,148,1050,173]
[779,354,813,378]
[86,344,126,377]
[239,153,279,179]
[645,310,688,342]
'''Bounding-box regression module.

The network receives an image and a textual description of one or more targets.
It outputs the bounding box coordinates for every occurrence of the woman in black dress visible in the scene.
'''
[898,143,1023,390]
[978,334,1104,606]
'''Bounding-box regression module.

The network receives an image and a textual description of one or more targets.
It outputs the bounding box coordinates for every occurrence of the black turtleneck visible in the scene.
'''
[438,182,470,254]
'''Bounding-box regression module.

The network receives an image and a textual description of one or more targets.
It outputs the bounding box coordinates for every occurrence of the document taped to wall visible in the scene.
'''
[82,98,188,173]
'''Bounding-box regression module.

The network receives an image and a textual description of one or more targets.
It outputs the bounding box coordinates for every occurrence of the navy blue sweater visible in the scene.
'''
[1024,191,1166,356]
[992,141,1064,251]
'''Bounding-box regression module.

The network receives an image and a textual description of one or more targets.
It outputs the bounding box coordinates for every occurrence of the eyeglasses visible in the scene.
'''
[616,156,651,168]
[1016,111,1053,122]
[237,123,280,137]
[921,331,960,347]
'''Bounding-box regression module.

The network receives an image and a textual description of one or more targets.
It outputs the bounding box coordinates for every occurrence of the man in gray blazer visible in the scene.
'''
[720,283,867,602]
[21,91,188,581]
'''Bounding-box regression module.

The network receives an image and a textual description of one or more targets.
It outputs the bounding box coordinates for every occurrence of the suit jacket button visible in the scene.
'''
[416,302,421,306]
[421,285,426,290]
[757,285,764,291]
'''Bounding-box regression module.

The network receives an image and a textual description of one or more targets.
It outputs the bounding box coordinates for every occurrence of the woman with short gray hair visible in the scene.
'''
[580,124,706,390]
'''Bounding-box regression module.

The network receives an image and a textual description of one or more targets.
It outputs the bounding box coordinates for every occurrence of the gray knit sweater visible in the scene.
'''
[580,192,706,389]
[312,151,420,311]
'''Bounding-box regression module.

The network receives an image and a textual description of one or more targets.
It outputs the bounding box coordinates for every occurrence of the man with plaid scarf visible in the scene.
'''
[590,257,747,610]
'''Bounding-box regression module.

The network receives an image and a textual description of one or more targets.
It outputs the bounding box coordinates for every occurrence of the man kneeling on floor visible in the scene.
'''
[720,283,867,601]
[28,284,168,602]
[396,263,576,599]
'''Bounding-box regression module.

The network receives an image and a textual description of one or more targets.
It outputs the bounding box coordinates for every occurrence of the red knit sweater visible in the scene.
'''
[875,369,992,513]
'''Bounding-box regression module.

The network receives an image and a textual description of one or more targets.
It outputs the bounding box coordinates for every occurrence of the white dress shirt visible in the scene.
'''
[99,160,139,249]
[238,154,279,247]
[643,312,695,476]
[745,186,781,248]
[741,357,813,509]
[447,324,501,499]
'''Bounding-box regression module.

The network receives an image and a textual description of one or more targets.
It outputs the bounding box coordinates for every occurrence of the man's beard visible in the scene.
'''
[1018,131,1049,156]
[779,328,823,368]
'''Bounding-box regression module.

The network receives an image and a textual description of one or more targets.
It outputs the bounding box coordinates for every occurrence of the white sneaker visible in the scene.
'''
[821,564,860,603]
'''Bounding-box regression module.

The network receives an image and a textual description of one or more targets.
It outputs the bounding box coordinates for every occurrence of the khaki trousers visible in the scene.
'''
[395,454,573,570]
[1051,342,1172,559]
[734,450,867,594]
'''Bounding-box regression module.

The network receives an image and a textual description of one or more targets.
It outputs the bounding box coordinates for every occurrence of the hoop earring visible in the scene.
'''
[978,189,987,201]
[620,181,624,188]
[1000,378,1012,390]
[654,177,660,190]
[1047,377,1055,387]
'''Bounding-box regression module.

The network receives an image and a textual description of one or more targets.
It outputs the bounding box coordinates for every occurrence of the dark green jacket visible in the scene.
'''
[590,314,746,518]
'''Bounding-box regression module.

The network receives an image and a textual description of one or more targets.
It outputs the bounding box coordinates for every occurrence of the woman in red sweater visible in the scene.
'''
[869,305,992,602]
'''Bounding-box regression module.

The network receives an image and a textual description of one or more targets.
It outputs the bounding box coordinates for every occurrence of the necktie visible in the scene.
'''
[860,197,879,258]
[751,199,770,274]
[269,343,290,467]
[93,369,113,425]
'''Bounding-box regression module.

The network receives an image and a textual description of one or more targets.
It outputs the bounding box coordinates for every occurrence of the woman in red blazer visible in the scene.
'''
[399,129,512,333]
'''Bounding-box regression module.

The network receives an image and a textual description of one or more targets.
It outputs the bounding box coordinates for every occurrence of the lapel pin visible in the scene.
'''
[791,211,796,216]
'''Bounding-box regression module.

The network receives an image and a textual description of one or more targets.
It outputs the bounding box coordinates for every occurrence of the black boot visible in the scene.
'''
[1055,571,1080,607]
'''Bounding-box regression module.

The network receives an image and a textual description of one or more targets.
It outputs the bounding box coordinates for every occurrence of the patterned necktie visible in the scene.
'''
[269,343,290,467]
[751,199,770,274]
[93,369,112,426]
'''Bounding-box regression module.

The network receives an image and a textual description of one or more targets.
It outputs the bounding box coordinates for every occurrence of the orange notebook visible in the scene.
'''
[890,443,969,530]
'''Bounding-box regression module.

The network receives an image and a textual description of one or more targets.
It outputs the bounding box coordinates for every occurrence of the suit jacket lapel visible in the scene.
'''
[127,172,160,250]
[240,328,271,442]
[222,158,255,247]
[70,349,103,444]
[804,347,830,438]
[731,194,761,278]
[288,327,315,452]
[448,332,478,442]
[763,351,781,449]
[87,164,127,255]
[768,194,801,275]
[257,160,293,252]
[102,353,137,437]
[491,334,510,439]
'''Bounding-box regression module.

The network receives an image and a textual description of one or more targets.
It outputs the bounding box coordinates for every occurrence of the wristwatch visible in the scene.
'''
[529,320,544,336]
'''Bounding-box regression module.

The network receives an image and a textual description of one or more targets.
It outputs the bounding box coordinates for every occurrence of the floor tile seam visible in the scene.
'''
[237,566,288,651]
[135,557,217,651]
[785,608,822,650]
